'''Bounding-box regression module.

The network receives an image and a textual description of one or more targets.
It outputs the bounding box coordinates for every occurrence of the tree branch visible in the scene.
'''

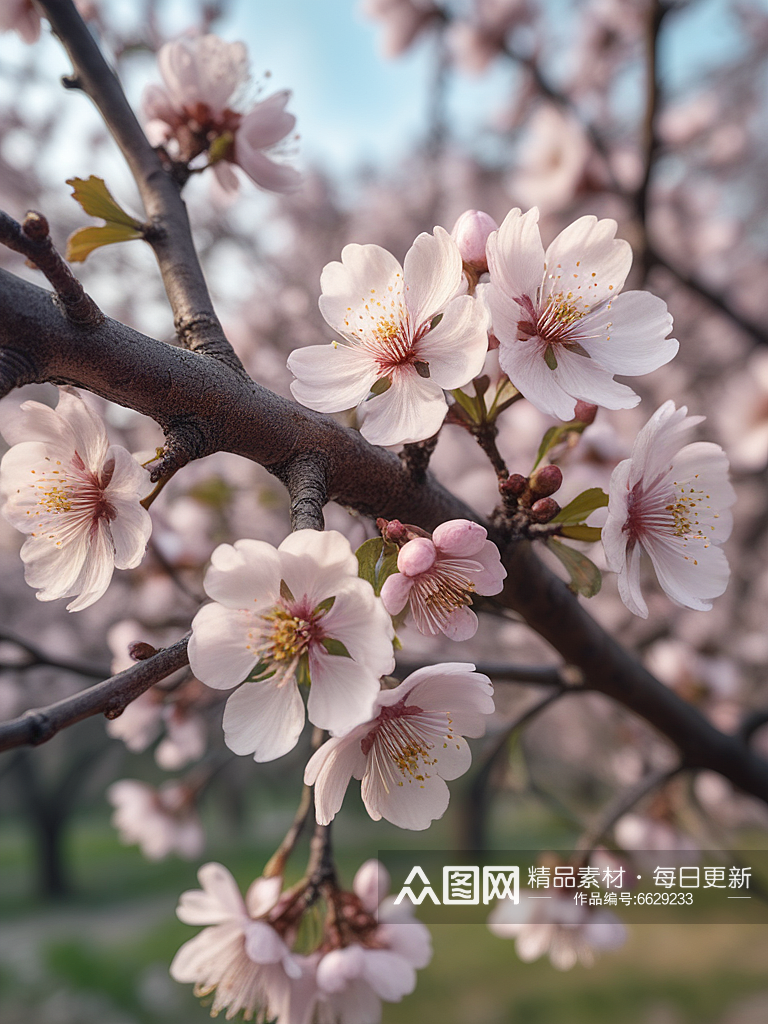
[276,454,329,532]
[37,0,244,370]
[2,266,768,806]
[0,629,109,678]
[0,635,189,752]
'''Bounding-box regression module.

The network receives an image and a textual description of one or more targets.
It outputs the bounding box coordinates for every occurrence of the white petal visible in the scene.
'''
[222,679,306,761]
[580,291,678,374]
[377,909,432,969]
[306,651,379,735]
[643,534,730,611]
[169,921,244,983]
[497,336,577,420]
[53,388,110,473]
[486,207,545,301]
[617,540,648,618]
[189,603,258,690]
[628,401,701,488]
[288,343,378,413]
[245,876,283,918]
[203,539,281,609]
[602,460,631,572]
[353,860,390,912]
[361,948,416,1001]
[379,572,413,615]
[433,734,472,781]
[542,216,632,308]
[177,862,245,925]
[277,529,359,597]
[320,584,395,672]
[65,521,117,611]
[360,369,447,447]
[552,348,640,411]
[304,729,368,825]
[414,294,489,389]
[363,768,450,831]
[668,442,736,543]
[19,533,88,603]
[442,605,478,640]
[244,921,291,965]
[319,244,404,338]
[403,227,463,327]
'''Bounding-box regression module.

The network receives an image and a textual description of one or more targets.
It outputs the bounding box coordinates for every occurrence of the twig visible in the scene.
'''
[0,209,102,325]
[396,660,572,687]
[37,0,244,370]
[0,635,189,752]
[575,763,685,855]
[263,785,315,879]
[0,630,109,678]
[306,820,337,893]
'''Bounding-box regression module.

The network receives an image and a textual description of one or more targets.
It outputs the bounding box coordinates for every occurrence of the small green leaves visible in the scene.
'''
[369,377,392,398]
[545,538,602,597]
[430,312,444,330]
[562,341,591,358]
[543,345,558,370]
[65,176,143,263]
[559,524,603,543]
[208,130,235,165]
[313,595,336,616]
[532,420,590,471]
[321,637,352,659]
[551,488,609,526]
[356,537,399,596]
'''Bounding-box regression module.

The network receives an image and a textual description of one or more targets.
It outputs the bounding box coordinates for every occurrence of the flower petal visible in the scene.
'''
[414,294,489,389]
[189,603,259,690]
[304,728,368,825]
[360,369,447,446]
[288,343,378,413]
[222,679,306,761]
[486,207,546,301]
[306,651,379,735]
[203,539,282,609]
[177,862,245,925]
[318,244,404,339]
[402,226,463,327]
[542,216,632,308]
[580,291,678,375]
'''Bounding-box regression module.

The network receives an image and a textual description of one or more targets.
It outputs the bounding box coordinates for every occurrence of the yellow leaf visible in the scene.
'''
[66,223,144,263]
[66,175,142,229]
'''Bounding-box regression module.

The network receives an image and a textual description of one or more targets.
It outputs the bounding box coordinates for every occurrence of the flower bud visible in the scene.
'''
[398,537,437,576]
[451,209,498,272]
[529,464,563,499]
[129,641,158,661]
[530,497,561,523]
[432,519,487,557]
[500,473,528,497]
[573,401,598,425]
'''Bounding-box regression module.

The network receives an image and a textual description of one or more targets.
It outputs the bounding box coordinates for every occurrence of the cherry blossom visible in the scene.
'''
[380,519,506,640]
[188,530,395,762]
[143,34,300,194]
[485,208,679,420]
[602,401,736,617]
[288,228,489,447]
[107,780,205,861]
[0,0,41,43]
[170,863,302,1020]
[309,859,433,1022]
[305,663,494,830]
[0,388,152,611]
[361,0,441,58]
[447,0,532,75]
[451,209,498,273]
[488,889,627,970]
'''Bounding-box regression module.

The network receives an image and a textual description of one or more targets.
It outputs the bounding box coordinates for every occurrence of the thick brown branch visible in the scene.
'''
[2,266,768,806]
[0,636,189,752]
[276,454,329,532]
[37,0,243,370]
[0,209,102,325]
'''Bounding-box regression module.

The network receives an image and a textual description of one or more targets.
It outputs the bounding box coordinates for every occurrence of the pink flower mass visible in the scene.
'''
[188,530,395,761]
[305,663,495,830]
[0,388,152,611]
[143,34,300,194]
[287,228,490,446]
[380,519,507,639]
[602,401,736,617]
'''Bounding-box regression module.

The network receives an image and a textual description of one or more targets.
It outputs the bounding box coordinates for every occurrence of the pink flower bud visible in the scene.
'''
[450,210,498,272]
[432,519,488,558]
[353,859,390,913]
[529,464,563,498]
[397,537,437,576]
[500,473,528,496]
[129,641,158,661]
[574,401,598,425]
[530,497,561,522]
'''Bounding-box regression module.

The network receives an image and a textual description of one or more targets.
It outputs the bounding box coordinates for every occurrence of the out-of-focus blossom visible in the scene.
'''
[510,106,590,214]
[486,208,678,420]
[170,863,301,1020]
[718,349,768,472]
[106,689,164,752]
[309,860,433,1020]
[189,530,394,762]
[143,35,300,194]
[361,0,441,58]
[447,0,532,74]
[0,0,40,43]
[288,229,489,446]
[108,779,205,860]
[380,520,506,639]
[0,388,152,611]
[602,401,736,617]
[614,812,699,854]
[488,889,627,969]
[451,209,498,273]
[156,704,208,771]
[305,663,494,830]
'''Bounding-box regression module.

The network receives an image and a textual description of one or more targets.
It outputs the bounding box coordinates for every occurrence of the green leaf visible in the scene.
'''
[321,637,352,658]
[66,223,143,263]
[376,549,399,596]
[355,537,399,596]
[296,654,311,688]
[66,176,142,228]
[544,345,558,370]
[369,376,392,397]
[430,312,444,330]
[551,488,609,526]
[531,420,589,471]
[313,596,336,616]
[560,524,603,543]
[562,341,591,358]
[546,538,602,597]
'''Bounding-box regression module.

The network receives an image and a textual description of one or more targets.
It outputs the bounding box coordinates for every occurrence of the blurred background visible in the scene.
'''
[2,0,768,1021]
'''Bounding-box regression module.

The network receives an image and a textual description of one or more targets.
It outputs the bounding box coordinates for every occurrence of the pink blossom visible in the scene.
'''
[0,388,152,611]
[170,863,302,1020]
[602,401,736,617]
[450,209,499,272]
[447,0,532,75]
[308,859,433,1022]
[510,106,590,213]
[0,0,41,43]
[488,889,627,969]
[107,779,205,861]
[189,530,395,762]
[142,35,300,194]
[486,208,679,420]
[305,663,494,830]
[380,519,506,640]
[288,229,490,446]
[361,0,441,58]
